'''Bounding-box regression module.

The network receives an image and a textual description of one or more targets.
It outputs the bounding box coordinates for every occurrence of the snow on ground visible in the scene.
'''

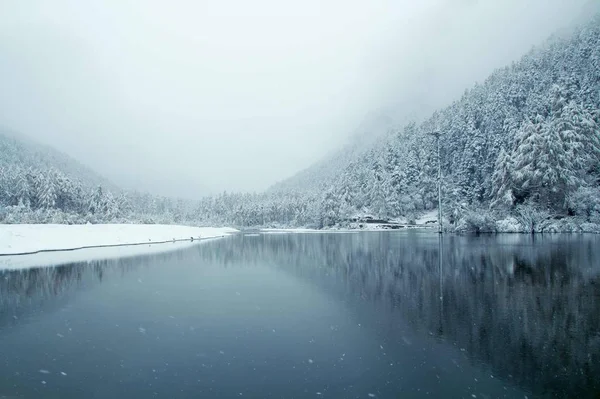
[0,224,238,270]
[260,228,358,234]
[415,210,440,225]
[1,240,203,271]
[261,228,321,234]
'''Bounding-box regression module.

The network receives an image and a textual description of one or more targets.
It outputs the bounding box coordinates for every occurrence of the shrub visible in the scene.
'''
[495,216,523,233]
[568,187,600,222]
[514,202,550,233]
[455,209,496,233]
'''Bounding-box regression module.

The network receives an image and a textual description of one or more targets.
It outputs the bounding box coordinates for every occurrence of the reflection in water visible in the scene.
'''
[0,250,189,327]
[1,232,599,398]
[191,232,600,397]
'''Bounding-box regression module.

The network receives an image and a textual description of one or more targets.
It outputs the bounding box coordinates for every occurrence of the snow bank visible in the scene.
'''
[0,240,203,271]
[416,210,440,225]
[0,224,238,270]
[261,228,321,234]
[495,217,523,233]
[260,228,358,234]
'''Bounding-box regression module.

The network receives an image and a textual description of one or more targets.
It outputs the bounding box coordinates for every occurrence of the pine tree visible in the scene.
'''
[319,189,340,228]
[511,116,547,203]
[490,147,515,209]
[14,168,31,208]
[36,173,57,209]
[88,186,104,215]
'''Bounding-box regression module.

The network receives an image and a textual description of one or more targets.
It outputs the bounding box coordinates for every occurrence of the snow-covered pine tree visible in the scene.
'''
[319,189,341,228]
[511,116,547,204]
[36,173,57,209]
[490,147,515,209]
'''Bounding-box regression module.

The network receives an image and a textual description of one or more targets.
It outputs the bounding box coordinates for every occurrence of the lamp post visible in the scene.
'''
[428,131,443,234]
[438,232,444,335]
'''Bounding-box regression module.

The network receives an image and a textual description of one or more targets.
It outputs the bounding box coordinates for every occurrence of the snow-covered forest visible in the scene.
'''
[314,15,600,232]
[1,14,600,232]
[205,15,600,232]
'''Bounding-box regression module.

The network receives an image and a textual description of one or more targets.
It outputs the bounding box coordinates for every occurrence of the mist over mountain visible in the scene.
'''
[193,12,600,232]
[1,5,599,232]
[269,111,395,194]
[0,128,114,190]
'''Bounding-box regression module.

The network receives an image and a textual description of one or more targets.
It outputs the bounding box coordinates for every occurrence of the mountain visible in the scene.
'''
[2,12,600,232]
[316,14,600,230]
[193,12,600,232]
[0,128,114,190]
[268,111,395,194]
[0,129,198,224]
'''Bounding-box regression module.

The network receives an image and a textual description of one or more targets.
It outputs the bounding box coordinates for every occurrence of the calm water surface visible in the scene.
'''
[0,232,599,399]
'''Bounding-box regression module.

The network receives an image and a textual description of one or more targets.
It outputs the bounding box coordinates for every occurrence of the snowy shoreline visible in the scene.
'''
[260,228,359,234]
[0,224,238,270]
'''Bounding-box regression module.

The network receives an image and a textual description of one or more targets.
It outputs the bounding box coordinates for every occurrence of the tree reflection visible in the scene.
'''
[194,232,600,397]
[0,250,187,327]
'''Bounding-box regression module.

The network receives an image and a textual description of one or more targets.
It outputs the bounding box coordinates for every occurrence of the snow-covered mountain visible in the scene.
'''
[323,15,600,222]
[0,129,197,224]
[268,111,395,194]
[0,128,114,190]
[2,12,600,232]
[193,13,600,231]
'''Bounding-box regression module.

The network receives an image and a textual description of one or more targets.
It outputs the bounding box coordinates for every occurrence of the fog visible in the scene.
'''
[0,0,591,198]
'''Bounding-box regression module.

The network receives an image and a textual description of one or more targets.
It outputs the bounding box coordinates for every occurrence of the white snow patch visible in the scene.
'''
[0,225,237,270]
[415,210,440,225]
[260,228,358,234]
[495,217,523,233]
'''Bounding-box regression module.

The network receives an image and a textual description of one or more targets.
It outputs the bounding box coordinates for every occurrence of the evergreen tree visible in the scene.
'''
[319,189,340,228]
[490,147,515,209]
[36,174,57,209]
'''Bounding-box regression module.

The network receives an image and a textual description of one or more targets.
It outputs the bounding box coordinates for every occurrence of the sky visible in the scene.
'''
[0,0,593,198]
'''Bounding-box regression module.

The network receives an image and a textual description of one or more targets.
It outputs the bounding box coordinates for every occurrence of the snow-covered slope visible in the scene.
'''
[0,128,115,190]
[268,111,394,194]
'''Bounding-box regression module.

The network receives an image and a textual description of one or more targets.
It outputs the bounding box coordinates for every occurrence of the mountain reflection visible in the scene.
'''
[1,232,599,397]
[193,232,600,397]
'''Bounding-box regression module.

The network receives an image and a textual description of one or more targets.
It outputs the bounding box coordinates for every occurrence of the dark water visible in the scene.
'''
[1,232,599,399]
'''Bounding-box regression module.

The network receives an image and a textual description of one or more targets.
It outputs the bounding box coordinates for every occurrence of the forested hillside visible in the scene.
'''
[269,111,394,194]
[194,13,600,232]
[325,16,600,227]
[0,129,115,189]
[0,130,198,224]
[0,130,121,223]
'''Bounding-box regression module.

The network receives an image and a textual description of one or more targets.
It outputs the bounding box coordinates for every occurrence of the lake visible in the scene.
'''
[1,231,599,399]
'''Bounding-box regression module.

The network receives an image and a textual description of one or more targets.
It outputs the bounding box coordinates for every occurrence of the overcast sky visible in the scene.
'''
[0,0,592,198]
